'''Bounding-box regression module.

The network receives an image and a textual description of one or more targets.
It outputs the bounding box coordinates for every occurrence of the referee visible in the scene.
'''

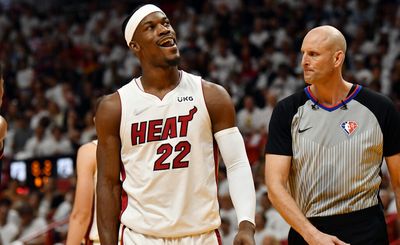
[265,25,400,244]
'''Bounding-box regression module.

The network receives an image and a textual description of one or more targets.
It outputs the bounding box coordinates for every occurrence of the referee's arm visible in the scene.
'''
[264,154,317,240]
[265,154,348,245]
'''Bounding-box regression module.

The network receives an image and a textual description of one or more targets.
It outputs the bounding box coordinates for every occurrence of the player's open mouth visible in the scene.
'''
[158,37,176,47]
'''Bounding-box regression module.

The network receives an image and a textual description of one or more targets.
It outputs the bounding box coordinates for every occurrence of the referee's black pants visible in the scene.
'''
[288,205,389,245]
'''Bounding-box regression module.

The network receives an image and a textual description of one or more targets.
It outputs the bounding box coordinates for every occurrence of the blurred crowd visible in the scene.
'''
[0,0,399,244]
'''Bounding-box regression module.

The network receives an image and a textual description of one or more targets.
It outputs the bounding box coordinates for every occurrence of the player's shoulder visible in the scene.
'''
[77,141,97,165]
[201,79,228,97]
[100,92,120,106]
[96,92,121,117]
[78,141,97,154]
[201,79,233,110]
[76,141,97,172]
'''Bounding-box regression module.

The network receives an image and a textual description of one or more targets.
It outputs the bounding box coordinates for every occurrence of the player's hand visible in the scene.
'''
[306,231,350,245]
[233,220,255,245]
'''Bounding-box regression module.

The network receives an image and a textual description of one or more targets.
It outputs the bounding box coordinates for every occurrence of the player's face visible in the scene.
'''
[133,12,180,67]
[300,33,336,85]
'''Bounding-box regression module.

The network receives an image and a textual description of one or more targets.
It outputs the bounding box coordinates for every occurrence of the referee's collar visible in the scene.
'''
[304,84,362,112]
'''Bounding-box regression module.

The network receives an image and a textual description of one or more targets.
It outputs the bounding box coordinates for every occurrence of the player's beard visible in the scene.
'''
[167,56,180,67]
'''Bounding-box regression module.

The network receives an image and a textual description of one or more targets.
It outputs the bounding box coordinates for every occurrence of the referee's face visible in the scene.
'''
[301,31,336,85]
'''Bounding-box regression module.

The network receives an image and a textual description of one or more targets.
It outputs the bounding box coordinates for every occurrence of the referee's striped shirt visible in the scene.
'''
[266,84,400,217]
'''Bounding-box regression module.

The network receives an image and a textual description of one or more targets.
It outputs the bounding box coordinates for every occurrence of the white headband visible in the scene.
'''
[124,4,164,46]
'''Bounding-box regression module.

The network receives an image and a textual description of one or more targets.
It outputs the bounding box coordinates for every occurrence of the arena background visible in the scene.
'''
[0,0,399,244]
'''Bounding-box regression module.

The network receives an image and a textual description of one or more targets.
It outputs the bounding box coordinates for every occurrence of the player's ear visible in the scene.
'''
[130,41,140,52]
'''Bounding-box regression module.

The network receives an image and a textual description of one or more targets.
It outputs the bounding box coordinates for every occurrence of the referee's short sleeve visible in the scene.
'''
[265,100,294,156]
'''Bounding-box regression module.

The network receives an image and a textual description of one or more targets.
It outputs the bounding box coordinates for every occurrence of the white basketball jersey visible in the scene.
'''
[118,70,220,238]
[89,140,99,241]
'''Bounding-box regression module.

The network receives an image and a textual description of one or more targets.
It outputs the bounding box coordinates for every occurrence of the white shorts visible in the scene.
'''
[121,227,221,245]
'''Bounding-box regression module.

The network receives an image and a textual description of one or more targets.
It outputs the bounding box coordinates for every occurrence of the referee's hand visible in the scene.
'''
[307,231,350,245]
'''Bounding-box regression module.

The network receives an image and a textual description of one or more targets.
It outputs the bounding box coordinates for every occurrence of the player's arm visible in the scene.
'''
[265,154,348,245]
[95,93,122,244]
[0,115,7,153]
[0,73,7,156]
[202,80,256,245]
[386,153,400,218]
[66,142,97,245]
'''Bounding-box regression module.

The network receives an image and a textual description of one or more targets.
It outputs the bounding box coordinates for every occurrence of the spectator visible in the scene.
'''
[15,117,50,159]
[258,89,277,134]
[237,95,264,135]
[11,115,32,156]
[12,201,47,244]
[0,198,18,244]
[40,126,73,156]
[220,217,235,245]
[210,38,240,86]
[79,110,96,144]
[254,212,268,245]
[15,59,34,91]
[249,17,269,49]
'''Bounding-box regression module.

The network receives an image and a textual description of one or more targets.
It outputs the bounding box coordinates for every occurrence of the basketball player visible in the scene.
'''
[67,98,120,245]
[96,4,256,245]
[66,140,98,245]
[0,64,7,159]
[265,25,400,244]
[0,64,7,245]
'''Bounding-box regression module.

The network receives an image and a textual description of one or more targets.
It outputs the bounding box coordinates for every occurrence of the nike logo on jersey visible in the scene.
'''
[134,106,151,116]
[298,127,312,133]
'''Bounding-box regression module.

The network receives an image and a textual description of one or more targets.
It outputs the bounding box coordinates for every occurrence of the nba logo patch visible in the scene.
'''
[341,121,358,136]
